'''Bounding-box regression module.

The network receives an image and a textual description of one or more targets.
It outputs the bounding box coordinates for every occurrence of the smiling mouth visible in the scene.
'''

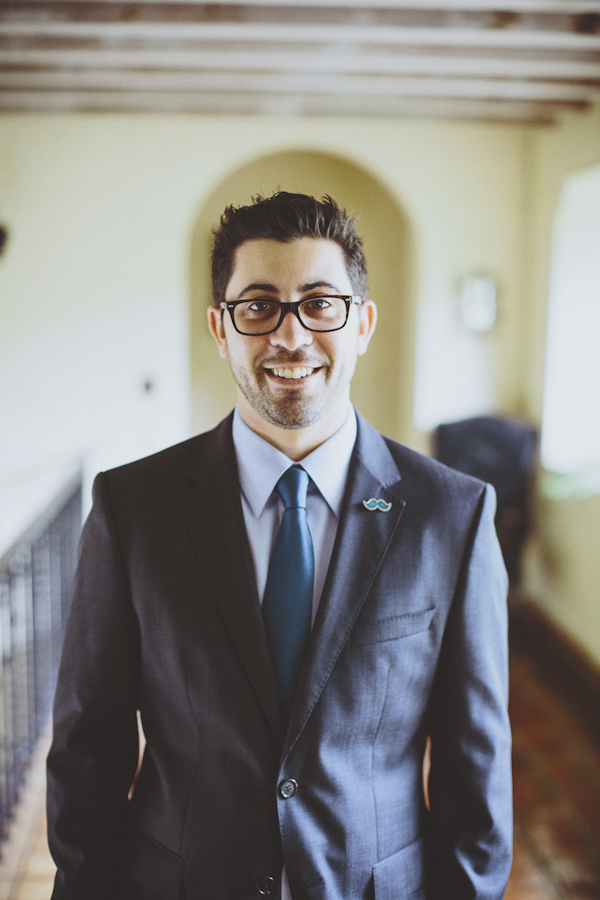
[267,366,318,380]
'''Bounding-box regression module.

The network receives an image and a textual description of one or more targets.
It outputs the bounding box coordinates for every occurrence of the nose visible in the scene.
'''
[269,310,313,351]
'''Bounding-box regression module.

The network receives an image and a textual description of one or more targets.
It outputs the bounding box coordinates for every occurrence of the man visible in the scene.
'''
[47,192,512,900]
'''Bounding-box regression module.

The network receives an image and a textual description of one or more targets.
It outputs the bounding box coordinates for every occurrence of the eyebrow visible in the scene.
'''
[302,281,341,292]
[235,283,277,298]
[235,280,341,299]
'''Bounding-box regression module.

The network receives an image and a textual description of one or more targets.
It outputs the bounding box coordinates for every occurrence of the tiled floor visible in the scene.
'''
[1,644,599,900]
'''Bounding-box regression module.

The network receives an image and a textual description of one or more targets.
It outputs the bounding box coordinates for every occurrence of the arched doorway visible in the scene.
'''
[189,150,417,445]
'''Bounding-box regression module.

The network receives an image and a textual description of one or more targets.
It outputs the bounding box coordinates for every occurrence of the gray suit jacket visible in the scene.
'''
[47,412,512,900]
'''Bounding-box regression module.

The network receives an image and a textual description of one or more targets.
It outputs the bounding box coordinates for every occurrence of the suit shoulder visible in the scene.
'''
[377,433,497,536]
[371,436,493,536]
[355,412,489,502]
[98,414,234,494]
[384,435,485,495]
[354,414,492,527]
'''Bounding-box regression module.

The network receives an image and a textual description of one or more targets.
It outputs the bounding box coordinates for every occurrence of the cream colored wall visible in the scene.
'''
[521,103,600,666]
[0,114,526,533]
[0,116,194,517]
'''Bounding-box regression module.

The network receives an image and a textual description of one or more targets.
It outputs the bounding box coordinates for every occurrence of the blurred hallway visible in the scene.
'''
[2,9,600,892]
[508,637,600,899]
[1,635,599,899]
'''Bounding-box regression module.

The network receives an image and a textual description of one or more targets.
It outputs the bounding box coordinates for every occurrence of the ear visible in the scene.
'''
[357,300,377,356]
[207,305,229,360]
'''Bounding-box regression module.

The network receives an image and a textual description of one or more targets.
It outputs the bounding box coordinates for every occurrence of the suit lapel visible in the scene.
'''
[285,416,406,753]
[178,415,284,742]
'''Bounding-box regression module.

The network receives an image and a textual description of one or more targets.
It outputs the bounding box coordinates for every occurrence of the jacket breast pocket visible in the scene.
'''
[352,608,435,646]
[125,830,185,900]
[372,837,425,900]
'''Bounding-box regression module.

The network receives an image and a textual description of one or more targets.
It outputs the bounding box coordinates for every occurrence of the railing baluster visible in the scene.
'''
[0,575,12,839]
[32,532,52,741]
[0,475,82,844]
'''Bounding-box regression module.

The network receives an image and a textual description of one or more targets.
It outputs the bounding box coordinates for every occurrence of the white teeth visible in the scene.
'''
[271,366,314,380]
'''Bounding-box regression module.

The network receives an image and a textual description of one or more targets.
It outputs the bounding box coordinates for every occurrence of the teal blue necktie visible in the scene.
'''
[262,466,314,721]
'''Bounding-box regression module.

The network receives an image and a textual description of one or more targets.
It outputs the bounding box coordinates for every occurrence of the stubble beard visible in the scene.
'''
[229,354,338,430]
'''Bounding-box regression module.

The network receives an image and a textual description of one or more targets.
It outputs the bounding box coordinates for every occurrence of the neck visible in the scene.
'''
[237,396,350,461]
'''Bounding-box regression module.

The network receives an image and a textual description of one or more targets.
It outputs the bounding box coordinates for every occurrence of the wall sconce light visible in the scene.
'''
[457,274,498,334]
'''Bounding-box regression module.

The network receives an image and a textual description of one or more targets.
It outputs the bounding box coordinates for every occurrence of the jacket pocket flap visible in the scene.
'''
[353,608,435,645]
[373,837,424,899]
[128,831,185,900]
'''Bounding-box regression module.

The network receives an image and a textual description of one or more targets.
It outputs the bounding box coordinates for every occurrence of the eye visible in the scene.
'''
[248,299,277,313]
[300,296,344,322]
[236,299,280,322]
[303,296,333,310]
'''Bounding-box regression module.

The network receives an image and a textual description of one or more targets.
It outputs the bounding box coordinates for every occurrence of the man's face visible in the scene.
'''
[208,237,376,433]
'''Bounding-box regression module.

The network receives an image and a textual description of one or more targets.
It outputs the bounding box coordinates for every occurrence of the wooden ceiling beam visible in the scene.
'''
[0,88,584,123]
[3,5,600,36]
[2,50,600,81]
[9,0,599,10]
[3,47,600,73]
[1,68,597,102]
[2,20,600,48]
[2,26,600,50]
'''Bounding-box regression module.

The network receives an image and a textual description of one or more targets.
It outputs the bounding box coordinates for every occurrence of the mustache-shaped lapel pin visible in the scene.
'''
[362,498,392,512]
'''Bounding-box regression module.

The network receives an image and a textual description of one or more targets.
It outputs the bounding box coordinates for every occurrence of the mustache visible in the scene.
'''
[258,352,328,368]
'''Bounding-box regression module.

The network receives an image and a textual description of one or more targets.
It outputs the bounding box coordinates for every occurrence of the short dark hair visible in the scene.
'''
[211,191,368,305]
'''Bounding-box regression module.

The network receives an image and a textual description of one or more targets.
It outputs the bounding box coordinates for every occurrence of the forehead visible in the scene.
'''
[226,237,351,296]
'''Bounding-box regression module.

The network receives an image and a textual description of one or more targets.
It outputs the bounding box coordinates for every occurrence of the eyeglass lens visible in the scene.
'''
[233,297,348,334]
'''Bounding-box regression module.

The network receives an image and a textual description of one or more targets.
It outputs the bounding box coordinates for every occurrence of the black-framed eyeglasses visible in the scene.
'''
[220,295,362,336]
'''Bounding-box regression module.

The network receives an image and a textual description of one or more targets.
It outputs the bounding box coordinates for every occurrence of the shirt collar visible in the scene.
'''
[232,405,357,519]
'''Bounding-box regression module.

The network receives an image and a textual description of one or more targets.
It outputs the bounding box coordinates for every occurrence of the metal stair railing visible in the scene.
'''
[0,474,82,842]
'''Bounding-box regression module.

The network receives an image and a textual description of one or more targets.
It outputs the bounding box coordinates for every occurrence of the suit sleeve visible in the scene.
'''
[425,483,512,900]
[47,472,141,900]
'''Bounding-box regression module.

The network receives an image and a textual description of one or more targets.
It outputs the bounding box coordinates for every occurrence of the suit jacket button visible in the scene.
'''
[278,778,298,799]
[256,875,276,895]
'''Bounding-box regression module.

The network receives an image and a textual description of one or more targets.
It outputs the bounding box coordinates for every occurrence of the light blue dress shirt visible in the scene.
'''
[232,405,357,900]
[232,405,357,620]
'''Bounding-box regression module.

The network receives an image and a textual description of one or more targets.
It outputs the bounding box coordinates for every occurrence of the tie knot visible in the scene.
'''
[278,465,309,510]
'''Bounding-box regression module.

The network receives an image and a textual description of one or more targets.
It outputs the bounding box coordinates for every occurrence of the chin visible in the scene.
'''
[263,404,321,430]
